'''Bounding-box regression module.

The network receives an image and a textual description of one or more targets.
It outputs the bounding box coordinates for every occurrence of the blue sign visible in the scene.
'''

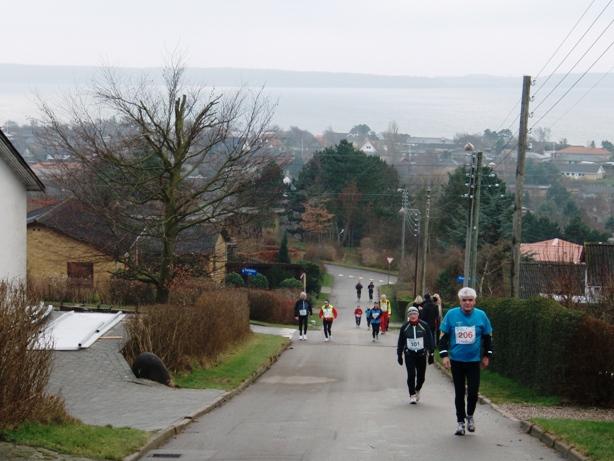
[241,267,258,276]
[457,275,478,283]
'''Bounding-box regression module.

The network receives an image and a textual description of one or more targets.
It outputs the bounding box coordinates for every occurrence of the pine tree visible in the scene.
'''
[278,232,291,264]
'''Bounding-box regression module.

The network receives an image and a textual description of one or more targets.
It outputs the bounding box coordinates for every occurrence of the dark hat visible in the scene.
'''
[424,292,431,299]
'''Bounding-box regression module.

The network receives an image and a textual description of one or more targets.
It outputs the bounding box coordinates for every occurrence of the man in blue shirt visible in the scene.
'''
[439,287,493,436]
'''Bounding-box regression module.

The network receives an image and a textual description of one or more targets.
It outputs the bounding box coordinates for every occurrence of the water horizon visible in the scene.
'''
[2,83,612,146]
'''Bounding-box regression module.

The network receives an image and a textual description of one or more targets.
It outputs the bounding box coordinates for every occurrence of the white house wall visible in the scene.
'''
[0,160,27,282]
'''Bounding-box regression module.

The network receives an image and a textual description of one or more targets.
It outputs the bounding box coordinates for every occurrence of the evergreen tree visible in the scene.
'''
[277,231,291,263]
[563,216,610,244]
[522,212,562,243]
[291,140,400,246]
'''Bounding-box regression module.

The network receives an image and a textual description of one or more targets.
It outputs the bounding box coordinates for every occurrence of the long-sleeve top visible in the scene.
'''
[294,298,313,317]
[318,305,338,320]
[397,319,435,357]
[439,307,493,362]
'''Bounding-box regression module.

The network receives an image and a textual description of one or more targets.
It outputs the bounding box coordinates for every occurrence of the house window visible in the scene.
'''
[67,262,94,286]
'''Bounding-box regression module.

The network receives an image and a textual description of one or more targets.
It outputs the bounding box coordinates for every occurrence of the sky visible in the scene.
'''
[2,0,613,78]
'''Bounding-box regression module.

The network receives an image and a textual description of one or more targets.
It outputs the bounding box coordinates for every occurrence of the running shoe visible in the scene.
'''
[415,390,420,401]
[409,395,417,404]
[455,422,465,436]
[467,416,475,432]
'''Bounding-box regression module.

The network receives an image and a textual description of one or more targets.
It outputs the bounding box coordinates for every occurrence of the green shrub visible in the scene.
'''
[267,266,293,289]
[249,273,269,289]
[480,296,614,406]
[225,272,245,287]
[300,261,323,296]
[280,278,303,289]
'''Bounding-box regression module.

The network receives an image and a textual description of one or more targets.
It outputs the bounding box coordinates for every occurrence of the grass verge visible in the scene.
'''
[0,422,150,460]
[435,356,612,459]
[174,333,290,390]
[530,419,614,461]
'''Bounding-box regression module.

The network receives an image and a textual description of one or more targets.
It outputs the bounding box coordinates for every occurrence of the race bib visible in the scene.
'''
[355,314,361,318]
[381,305,388,312]
[372,313,379,319]
[299,309,307,316]
[455,326,476,344]
[407,337,424,351]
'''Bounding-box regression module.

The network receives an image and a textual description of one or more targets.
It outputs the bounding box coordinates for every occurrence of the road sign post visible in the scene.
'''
[386,257,394,284]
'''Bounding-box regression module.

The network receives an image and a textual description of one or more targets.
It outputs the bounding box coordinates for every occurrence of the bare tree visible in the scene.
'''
[383,121,403,165]
[35,54,280,303]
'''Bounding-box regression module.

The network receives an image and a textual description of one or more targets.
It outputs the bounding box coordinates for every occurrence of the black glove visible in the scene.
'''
[397,355,403,366]
[428,354,434,365]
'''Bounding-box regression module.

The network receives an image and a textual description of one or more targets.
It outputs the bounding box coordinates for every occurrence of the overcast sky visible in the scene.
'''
[2,0,612,77]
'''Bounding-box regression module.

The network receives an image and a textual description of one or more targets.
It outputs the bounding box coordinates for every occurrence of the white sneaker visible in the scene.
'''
[455,422,466,436]
[372,338,375,342]
[410,395,417,404]
[415,390,420,402]
[467,416,475,432]
[304,335,307,340]
[325,337,329,342]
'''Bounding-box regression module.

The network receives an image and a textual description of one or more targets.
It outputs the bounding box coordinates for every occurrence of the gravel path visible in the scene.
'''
[499,403,614,421]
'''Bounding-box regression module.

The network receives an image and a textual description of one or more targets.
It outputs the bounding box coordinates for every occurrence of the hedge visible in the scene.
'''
[479,297,614,407]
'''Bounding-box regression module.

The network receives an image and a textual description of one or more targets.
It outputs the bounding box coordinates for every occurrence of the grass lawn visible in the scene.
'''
[174,333,289,390]
[0,422,150,460]
[531,419,614,461]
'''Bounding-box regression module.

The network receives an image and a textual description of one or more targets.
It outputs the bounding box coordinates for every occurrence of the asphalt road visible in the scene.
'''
[147,265,563,460]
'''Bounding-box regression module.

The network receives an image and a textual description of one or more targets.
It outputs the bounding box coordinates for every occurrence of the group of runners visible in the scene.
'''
[293,284,493,436]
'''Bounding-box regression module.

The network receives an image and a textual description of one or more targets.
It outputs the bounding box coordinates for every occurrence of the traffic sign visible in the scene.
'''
[241,267,258,276]
[386,257,394,265]
[457,275,478,283]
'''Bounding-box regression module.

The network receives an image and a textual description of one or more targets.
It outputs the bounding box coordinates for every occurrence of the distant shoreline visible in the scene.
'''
[2,63,613,89]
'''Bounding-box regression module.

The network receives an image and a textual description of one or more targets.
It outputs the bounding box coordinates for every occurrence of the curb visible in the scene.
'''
[433,362,590,461]
[123,340,292,461]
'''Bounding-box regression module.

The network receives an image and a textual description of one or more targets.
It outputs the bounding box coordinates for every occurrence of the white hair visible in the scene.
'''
[458,287,477,299]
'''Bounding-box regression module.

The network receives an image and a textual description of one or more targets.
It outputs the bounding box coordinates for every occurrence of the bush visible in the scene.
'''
[122,289,251,374]
[300,261,324,296]
[280,278,303,289]
[249,273,269,289]
[267,266,294,289]
[107,279,155,307]
[249,289,296,324]
[303,244,337,262]
[480,296,614,406]
[0,280,72,429]
[226,272,245,287]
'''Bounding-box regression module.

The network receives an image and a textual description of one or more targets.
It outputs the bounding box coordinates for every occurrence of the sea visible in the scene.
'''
[1,83,612,146]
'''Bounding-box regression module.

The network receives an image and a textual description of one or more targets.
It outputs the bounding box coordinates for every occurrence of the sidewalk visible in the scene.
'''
[0,321,292,461]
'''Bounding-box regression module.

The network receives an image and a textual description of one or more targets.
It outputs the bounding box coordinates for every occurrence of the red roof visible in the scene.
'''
[556,146,611,156]
[520,238,584,264]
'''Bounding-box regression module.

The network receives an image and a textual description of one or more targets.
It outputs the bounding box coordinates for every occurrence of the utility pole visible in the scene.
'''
[511,75,532,297]
[399,189,409,264]
[420,188,431,295]
[469,151,483,289]
[463,146,477,287]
